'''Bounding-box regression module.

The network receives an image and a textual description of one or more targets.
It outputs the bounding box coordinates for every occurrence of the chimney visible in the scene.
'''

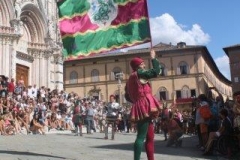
[177,42,186,48]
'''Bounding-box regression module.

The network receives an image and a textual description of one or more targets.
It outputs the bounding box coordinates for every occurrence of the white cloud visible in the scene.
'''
[150,13,210,46]
[214,55,231,80]
[126,13,210,50]
[120,13,230,80]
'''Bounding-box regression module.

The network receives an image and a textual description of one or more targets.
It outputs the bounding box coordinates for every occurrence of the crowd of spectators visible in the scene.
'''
[0,75,133,136]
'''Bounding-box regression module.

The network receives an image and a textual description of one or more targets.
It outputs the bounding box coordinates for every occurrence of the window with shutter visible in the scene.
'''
[69,71,78,84]
[182,85,190,98]
[178,61,189,75]
[91,69,99,82]
[177,67,180,75]
[159,87,168,100]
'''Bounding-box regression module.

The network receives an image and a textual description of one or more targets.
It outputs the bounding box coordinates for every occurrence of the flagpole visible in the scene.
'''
[145,0,153,49]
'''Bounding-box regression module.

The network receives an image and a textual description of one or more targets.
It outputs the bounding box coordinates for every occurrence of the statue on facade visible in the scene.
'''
[10,19,23,35]
[14,0,22,20]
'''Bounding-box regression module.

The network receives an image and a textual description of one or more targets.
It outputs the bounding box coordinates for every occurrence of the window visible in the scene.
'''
[177,61,189,75]
[91,69,99,82]
[69,71,78,84]
[159,63,167,76]
[176,90,181,99]
[234,77,239,83]
[111,67,122,80]
[190,89,196,97]
[182,85,190,98]
[159,87,168,100]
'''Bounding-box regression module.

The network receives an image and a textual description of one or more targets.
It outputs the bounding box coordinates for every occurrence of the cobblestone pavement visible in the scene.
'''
[0,130,233,160]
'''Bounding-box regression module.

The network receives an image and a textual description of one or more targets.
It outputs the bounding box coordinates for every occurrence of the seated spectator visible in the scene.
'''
[203,108,233,156]
[64,113,74,130]
[3,114,16,135]
[0,115,6,135]
[29,114,45,135]
[48,112,60,131]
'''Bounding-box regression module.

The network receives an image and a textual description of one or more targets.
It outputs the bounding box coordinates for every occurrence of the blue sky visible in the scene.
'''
[143,0,240,80]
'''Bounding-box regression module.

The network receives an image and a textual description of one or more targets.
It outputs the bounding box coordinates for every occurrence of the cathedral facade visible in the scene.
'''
[0,0,63,89]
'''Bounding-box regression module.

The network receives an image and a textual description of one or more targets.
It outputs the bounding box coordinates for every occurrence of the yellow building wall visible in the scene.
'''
[64,47,232,102]
[174,77,197,90]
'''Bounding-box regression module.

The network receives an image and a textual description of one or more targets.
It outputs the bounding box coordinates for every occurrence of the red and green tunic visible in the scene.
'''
[127,58,162,122]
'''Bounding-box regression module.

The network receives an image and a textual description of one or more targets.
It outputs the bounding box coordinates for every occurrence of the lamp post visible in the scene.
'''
[115,72,123,106]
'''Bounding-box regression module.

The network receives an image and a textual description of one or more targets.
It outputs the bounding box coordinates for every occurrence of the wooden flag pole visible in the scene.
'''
[145,0,153,49]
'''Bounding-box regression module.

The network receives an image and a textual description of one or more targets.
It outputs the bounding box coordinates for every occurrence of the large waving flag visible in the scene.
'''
[57,0,151,60]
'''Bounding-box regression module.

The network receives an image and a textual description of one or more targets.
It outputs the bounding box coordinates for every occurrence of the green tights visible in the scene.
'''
[134,119,154,160]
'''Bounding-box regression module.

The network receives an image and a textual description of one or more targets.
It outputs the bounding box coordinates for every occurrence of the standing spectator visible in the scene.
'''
[72,105,83,136]
[175,109,183,123]
[125,49,162,160]
[27,85,33,98]
[0,76,7,98]
[40,86,46,102]
[14,82,22,100]
[195,94,210,151]
[85,102,96,134]
[7,78,15,98]
[18,75,25,88]
[104,95,120,139]
[98,102,106,133]
[161,105,170,140]
[32,84,38,99]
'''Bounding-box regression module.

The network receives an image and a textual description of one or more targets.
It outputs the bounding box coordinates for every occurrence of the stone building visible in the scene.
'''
[224,44,240,95]
[0,0,63,89]
[64,42,232,111]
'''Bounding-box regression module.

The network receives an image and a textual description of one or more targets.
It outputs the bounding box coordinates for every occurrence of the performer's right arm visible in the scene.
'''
[137,50,162,79]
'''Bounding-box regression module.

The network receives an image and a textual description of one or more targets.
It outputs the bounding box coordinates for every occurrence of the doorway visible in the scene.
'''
[16,64,29,87]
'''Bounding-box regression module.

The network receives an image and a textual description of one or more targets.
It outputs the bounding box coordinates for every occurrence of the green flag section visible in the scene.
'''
[57,0,151,60]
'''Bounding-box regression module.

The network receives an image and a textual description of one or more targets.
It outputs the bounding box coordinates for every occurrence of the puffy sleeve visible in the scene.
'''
[137,58,162,79]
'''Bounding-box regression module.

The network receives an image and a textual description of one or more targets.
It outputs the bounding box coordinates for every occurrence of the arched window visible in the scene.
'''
[91,69,99,82]
[159,87,168,100]
[69,71,78,84]
[182,85,190,98]
[110,67,122,80]
[159,63,167,76]
[177,61,189,75]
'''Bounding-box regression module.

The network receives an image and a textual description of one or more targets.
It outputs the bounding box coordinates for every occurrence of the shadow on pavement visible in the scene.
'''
[91,135,216,160]
[0,150,70,159]
[83,136,106,140]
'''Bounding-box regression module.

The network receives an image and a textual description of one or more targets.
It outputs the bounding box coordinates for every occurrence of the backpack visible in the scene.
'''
[199,103,212,120]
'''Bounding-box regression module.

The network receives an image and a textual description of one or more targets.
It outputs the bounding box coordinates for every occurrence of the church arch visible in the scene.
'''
[0,0,15,26]
[20,3,47,43]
